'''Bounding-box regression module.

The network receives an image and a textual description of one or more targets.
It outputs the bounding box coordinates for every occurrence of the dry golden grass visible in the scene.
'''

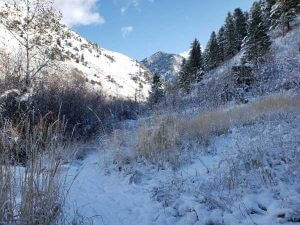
[137,114,181,164]
[137,94,300,163]
[0,115,69,224]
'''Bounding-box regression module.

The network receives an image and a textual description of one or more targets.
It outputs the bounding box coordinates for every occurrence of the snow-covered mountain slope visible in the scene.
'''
[180,48,191,59]
[141,51,184,83]
[0,2,152,100]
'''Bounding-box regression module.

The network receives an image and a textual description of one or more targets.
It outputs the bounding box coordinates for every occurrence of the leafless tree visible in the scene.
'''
[0,0,63,91]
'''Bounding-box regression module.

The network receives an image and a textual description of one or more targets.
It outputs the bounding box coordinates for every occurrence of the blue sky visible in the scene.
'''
[72,0,255,60]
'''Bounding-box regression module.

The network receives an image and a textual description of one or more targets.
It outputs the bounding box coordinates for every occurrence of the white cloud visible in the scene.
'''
[120,0,154,15]
[54,0,105,27]
[121,26,133,38]
[121,7,126,15]
[4,0,105,27]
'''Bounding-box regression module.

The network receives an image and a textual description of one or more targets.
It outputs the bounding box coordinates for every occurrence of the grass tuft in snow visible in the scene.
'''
[137,94,300,167]
[0,113,77,224]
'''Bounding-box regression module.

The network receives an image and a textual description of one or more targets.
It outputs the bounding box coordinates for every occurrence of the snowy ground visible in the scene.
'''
[64,151,163,225]
[64,111,300,225]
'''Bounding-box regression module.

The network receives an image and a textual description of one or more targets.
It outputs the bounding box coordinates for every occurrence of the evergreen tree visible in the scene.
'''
[271,0,299,33]
[188,39,204,82]
[57,38,61,47]
[244,11,250,22]
[233,8,248,51]
[179,39,204,92]
[203,47,209,71]
[224,12,237,59]
[204,31,220,70]
[266,0,277,8]
[149,73,164,104]
[243,2,271,65]
[178,58,191,92]
[217,26,226,63]
[261,0,277,28]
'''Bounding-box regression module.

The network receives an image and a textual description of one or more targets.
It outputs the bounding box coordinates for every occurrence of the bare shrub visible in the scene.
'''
[12,69,138,139]
[0,49,24,91]
[0,67,139,139]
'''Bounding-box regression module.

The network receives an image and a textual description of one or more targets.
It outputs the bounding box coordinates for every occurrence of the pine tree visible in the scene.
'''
[178,38,207,93]
[178,58,191,92]
[243,2,271,65]
[233,8,248,51]
[204,31,220,70]
[261,0,277,28]
[224,12,237,59]
[149,73,164,104]
[188,39,204,82]
[217,26,226,63]
[203,47,209,71]
[271,0,299,33]
[244,11,250,22]
[179,39,204,91]
[57,38,61,47]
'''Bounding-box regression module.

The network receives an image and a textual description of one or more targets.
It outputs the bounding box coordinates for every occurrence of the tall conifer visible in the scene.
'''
[244,2,271,65]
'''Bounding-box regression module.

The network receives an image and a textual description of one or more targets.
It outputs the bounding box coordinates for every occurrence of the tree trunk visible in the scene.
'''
[286,21,291,32]
[25,0,31,91]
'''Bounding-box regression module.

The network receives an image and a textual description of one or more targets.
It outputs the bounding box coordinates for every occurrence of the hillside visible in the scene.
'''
[0,2,152,100]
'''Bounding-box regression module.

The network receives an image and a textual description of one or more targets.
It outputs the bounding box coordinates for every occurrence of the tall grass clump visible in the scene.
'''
[0,113,69,224]
[137,94,300,165]
[137,114,181,165]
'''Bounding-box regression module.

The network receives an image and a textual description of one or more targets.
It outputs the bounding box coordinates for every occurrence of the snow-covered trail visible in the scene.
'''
[63,148,219,225]
[64,151,165,225]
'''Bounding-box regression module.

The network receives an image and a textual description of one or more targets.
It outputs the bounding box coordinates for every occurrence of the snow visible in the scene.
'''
[65,152,163,225]
[180,48,191,59]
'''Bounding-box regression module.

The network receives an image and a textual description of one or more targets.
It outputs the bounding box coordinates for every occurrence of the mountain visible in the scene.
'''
[0,2,152,101]
[141,51,184,83]
[179,48,191,59]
